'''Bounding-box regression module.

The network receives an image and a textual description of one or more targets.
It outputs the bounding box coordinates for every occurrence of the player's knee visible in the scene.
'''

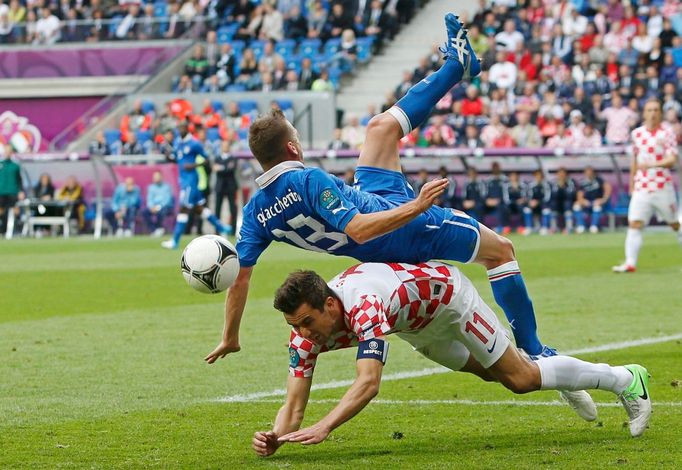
[629,220,643,229]
[366,112,401,139]
[497,236,516,263]
[671,222,680,231]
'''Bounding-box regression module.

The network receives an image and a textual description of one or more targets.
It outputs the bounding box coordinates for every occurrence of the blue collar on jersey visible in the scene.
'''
[255,160,305,189]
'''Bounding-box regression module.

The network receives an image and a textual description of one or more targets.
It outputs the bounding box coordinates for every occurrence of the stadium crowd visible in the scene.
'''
[375,0,682,150]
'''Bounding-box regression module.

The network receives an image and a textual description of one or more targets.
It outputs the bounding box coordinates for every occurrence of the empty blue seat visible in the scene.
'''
[217,24,239,44]
[250,40,266,59]
[140,100,156,115]
[153,2,168,17]
[237,128,249,141]
[206,127,221,142]
[136,130,153,154]
[231,40,246,54]
[299,38,321,58]
[226,83,247,92]
[324,37,341,55]
[238,100,258,115]
[276,39,296,57]
[211,100,224,113]
[104,129,121,147]
[275,99,293,111]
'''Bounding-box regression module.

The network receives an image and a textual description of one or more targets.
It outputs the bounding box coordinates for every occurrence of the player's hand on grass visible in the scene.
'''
[204,339,241,364]
[252,431,280,457]
[278,424,330,445]
[414,178,449,212]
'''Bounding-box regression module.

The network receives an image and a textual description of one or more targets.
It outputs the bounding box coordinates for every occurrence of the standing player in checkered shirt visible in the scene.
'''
[613,99,682,272]
[251,263,651,456]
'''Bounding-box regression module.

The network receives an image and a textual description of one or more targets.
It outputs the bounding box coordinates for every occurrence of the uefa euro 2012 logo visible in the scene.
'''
[319,188,341,210]
[0,111,42,153]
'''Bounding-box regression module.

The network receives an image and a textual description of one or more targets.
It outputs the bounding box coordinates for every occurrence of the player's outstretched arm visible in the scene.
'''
[205,266,253,364]
[344,178,449,244]
[278,355,384,446]
[253,375,312,457]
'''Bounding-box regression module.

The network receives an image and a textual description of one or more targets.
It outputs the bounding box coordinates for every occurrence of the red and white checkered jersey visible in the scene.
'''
[288,262,462,377]
[631,125,677,193]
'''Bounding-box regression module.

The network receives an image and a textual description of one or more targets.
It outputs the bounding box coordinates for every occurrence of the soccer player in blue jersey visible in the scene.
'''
[162,123,231,249]
[206,14,588,407]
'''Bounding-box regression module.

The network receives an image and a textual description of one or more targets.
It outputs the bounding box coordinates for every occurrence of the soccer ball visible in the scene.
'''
[181,235,239,294]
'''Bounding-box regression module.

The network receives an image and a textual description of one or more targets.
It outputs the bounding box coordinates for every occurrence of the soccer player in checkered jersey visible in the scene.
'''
[250,263,652,456]
[613,99,682,272]
[208,14,564,380]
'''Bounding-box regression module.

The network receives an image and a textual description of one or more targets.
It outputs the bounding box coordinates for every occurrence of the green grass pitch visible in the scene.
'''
[1,233,681,469]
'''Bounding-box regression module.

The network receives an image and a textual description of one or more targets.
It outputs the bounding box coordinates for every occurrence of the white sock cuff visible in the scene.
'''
[176,213,189,223]
[535,357,555,390]
[487,260,520,280]
[386,106,412,136]
[201,208,212,220]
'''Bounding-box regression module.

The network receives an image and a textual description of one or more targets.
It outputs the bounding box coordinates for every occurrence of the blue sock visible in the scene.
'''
[591,207,602,228]
[207,213,228,233]
[488,261,543,355]
[390,59,464,134]
[172,213,189,245]
[523,209,533,229]
[542,209,551,229]
[574,209,585,228]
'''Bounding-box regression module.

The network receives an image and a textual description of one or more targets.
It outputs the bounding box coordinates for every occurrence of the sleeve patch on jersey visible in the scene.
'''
[319,188,341,210]
[356,338,389,364]
[289,347,300,368]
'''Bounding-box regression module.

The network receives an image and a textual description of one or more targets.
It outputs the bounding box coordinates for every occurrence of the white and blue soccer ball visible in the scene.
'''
[181,235,239,294]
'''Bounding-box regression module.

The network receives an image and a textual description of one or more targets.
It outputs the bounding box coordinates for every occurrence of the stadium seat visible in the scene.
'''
[217,24,238,44]
[323,38,341,56]
[136,130,153,154]
[104,129,121,147]
[250,40,266,60]
[205,127,221,142]
[237,128,249,142]
[231,40,246,55]
[328,66,342,89]
[672,47,682,67]
[276,39,297,58]
[153,2,168,17]
[107,16,123,39]
[225,83,247,92]
[299,38,321,58]
[211,100,224,113]
[356,36,374,63]
[238,100,259,115]
[275,99,293,111]
[140,100,156,115]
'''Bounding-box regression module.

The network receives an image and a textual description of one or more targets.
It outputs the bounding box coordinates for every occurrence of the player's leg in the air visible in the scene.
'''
[356,13,480,173]
[353,13,554,359]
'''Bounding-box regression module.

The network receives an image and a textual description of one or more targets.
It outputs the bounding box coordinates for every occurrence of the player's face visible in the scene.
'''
[643,102,662,128]
[286,299,339,345]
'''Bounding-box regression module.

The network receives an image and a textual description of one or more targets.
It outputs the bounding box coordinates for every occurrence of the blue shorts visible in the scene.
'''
[179,185,206,208]
[355,166,481,264]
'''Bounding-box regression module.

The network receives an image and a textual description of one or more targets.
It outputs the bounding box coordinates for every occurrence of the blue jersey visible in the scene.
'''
[236,161,480,267]
[174,136,205,189]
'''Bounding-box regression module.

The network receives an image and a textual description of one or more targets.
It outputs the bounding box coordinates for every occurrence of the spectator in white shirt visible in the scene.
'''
[562,9,587,37]
[489,50,517,90]
[495,19,524,52]
[34,7,60,44]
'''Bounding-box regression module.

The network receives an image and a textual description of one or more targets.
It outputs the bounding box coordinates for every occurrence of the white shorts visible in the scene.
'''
[396,274,510,371]
[628,189,678,225]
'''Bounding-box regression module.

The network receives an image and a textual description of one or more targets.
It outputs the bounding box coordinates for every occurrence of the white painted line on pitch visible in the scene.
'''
[214,332,682,403]
[230,398,682,408]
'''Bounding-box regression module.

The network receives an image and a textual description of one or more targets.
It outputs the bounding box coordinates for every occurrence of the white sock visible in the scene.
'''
[677,228,682,246]
[625,228,642,267]
[536,356,633,394]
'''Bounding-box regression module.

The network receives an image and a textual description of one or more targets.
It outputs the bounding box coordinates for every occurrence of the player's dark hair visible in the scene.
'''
[248,109,294,167]
[273,270,333,315]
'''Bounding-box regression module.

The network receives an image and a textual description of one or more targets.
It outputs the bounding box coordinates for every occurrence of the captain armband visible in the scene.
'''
[356,338,389,364]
